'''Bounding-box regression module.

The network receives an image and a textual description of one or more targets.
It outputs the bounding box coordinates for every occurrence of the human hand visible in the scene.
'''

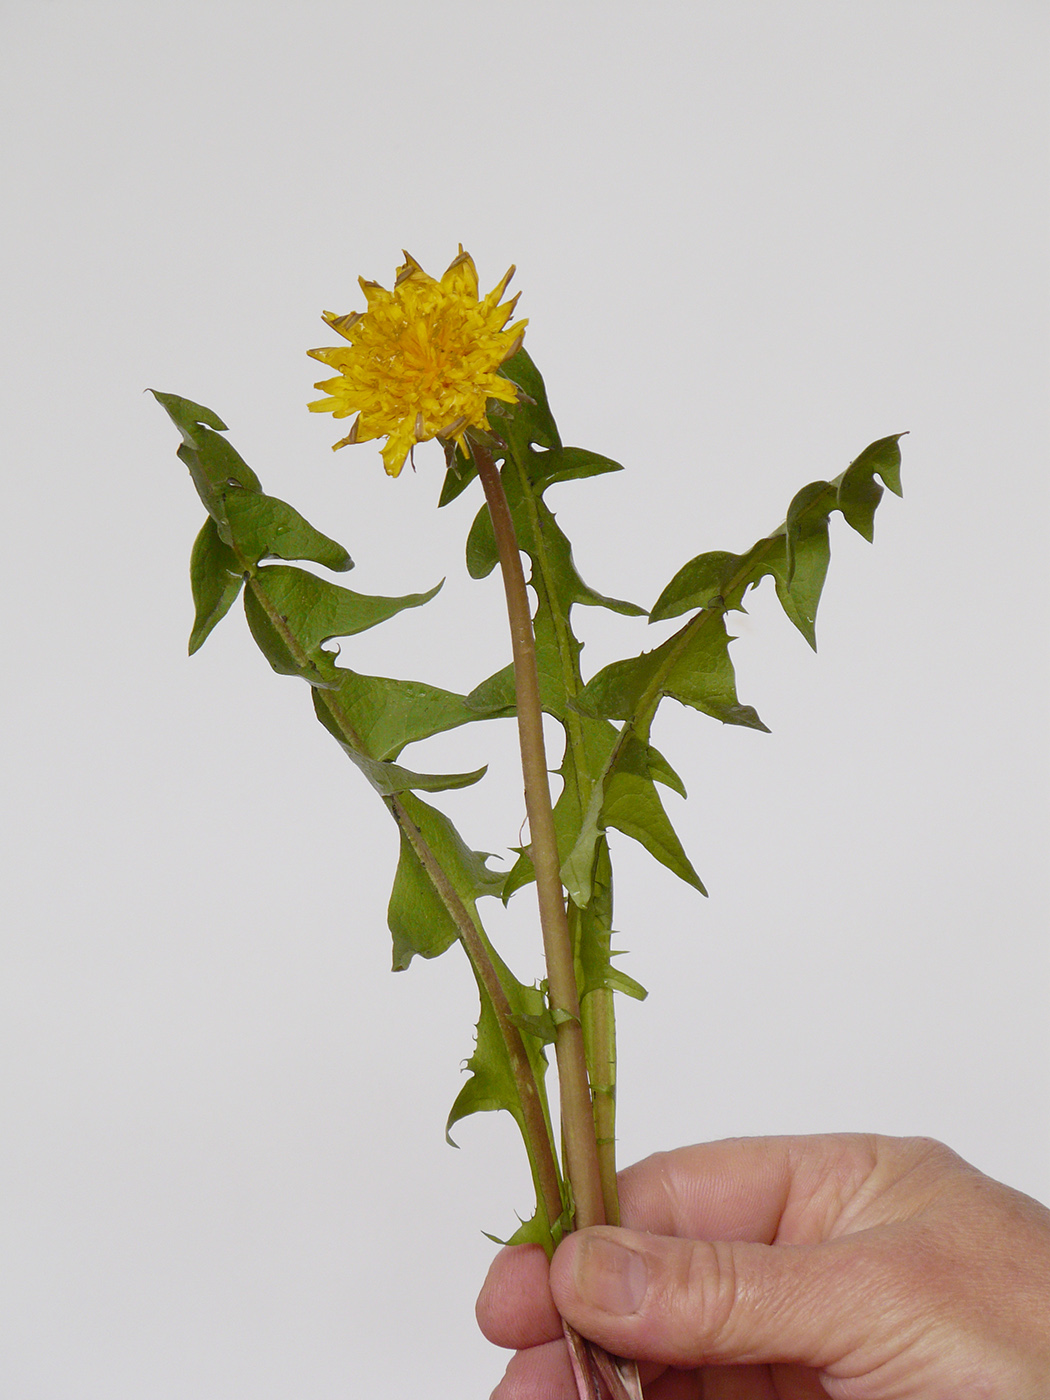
[476,1134,1050,1399]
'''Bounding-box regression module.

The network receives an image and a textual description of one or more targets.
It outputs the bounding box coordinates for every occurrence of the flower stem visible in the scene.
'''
[471,439,606,1231]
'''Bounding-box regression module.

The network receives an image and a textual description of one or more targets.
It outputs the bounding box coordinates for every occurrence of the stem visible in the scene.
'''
[471,440,606,1230]
[500,450,623,1227]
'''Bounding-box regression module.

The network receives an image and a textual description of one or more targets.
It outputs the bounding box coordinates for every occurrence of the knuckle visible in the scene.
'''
[666,1238,741,1360]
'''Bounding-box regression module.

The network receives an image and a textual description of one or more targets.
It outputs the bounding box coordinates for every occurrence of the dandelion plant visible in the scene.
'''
[155,247,903,1399]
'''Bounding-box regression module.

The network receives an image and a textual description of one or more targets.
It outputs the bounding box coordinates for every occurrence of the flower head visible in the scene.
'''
[308,248,526,477]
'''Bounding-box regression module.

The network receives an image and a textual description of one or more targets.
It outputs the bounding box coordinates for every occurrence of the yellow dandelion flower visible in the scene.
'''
[308,248,526,477]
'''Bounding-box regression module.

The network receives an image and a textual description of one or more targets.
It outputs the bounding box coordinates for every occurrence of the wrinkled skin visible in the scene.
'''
[477,1134,1050,1400]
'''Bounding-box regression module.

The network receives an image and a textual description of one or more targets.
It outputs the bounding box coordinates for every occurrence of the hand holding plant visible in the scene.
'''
[155,247,902,1399]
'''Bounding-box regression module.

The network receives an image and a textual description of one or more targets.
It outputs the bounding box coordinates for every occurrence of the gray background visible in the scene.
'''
[3,2,1047,1396]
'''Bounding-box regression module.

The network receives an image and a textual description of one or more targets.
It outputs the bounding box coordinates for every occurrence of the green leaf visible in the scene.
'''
[837,433,905,540]
[577,613,768,732]
[504,465,646,622]
[340,749,486,796]
[446,971,551,1129]
[524,445,624,491]
[494,347,562,456]
[152,390,262,523]
[507,1007,558,1046]
[599,734,706,894]
[242,583,330,686]
[249,564,441,667]
[604,965,648,1001]
[387,793,506,969]
[224,488,353,572]
[466,504,499,579]
[650,435,905,646]
[153,391,354,573]
[151,390,228,437]
[465,663,516,717]
[647,744,687,798]
[188,516,243,654]
[314,670,491,762]
[437,441,480,506]
[648,551,741,624]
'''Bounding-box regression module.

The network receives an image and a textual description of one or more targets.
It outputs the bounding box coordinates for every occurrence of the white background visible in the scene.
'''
[2,3,1047,1396]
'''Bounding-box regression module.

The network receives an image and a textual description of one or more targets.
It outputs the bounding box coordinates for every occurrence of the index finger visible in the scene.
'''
[616,1133,883,1245]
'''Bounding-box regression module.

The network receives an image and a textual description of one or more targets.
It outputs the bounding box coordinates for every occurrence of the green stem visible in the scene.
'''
[471,440,605,1231]
[574,839,620,1226]
[500,451,623,1226]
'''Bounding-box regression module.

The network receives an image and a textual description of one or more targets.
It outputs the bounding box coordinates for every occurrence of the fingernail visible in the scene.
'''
[575,1233,648,1315]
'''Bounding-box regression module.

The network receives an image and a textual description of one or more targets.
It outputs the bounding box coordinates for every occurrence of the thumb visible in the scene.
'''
[549,1225,897,1375]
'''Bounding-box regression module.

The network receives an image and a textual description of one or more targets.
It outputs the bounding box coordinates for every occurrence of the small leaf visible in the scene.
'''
[646,744,687,798]
[388,794,506,970]
[601,735,707,894]
[604,966,648,1001]
[524,445,624,490]
[466,504,499,579]
[151,389,228,437]
[576,614,767,732]
[243,584,329,685]
[314,670,490,761]
[437,441,479,506]
[337,747,487,797]
[837,433,905,541]
[649,551,742,624]
[188,516,243,653]
[446,973,550,1132]
[152,391,262,523]
[465,664,516,716]
[507,1008,558,1046]
[224,488,353,572]
[252,565,441,656]
[496,348,562,454]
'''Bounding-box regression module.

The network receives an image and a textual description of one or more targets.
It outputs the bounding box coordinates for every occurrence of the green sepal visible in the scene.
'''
[188,516,244,654]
